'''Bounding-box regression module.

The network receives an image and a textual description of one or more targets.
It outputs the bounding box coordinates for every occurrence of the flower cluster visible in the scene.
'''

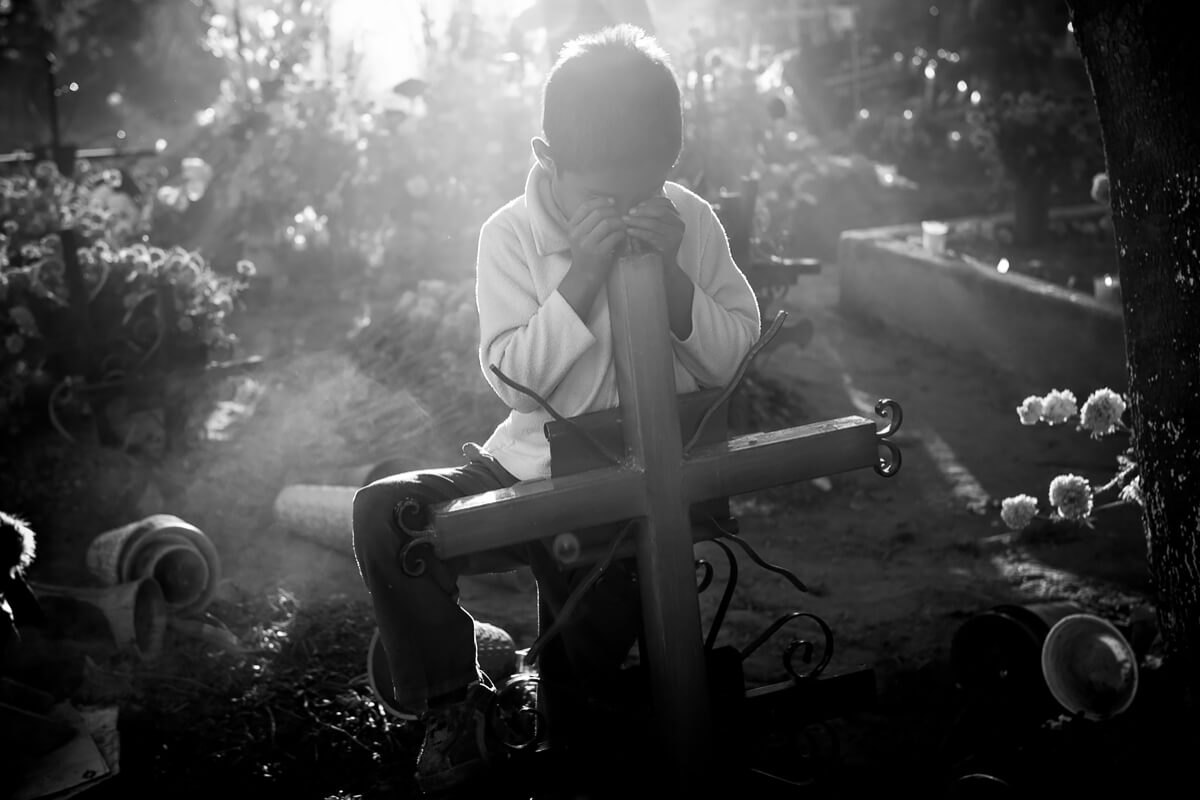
[1000,385,1138,531]
[1000,494,1039,530]
[1079,387,1127,438]
[1048,474,1094,520]
[1,161,249,437]
[1016,387,1126,437]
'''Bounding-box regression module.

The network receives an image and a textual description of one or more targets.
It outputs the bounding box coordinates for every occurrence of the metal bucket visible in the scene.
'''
[950,601,1085,713]
[1041,614,1138,720]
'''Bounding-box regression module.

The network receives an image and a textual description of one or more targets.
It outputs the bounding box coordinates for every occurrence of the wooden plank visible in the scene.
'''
[430,467,645,559]
[606,251,713,787]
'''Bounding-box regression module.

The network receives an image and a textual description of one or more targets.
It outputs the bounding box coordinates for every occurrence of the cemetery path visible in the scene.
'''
[199,269,1150,785]
[215,268,1148,675]
[11,267,1152,795]
[195,266,1146,674]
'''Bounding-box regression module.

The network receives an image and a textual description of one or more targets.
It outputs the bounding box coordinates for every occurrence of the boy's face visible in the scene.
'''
[537,143,672,220]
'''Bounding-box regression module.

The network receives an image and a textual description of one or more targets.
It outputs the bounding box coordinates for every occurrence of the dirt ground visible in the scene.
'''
[5,264,1168,798]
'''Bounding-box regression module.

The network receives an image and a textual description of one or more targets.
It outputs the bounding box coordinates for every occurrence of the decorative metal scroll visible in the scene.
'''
[874,398,903,477]
[394,497,437,577]
[693,525,835,682]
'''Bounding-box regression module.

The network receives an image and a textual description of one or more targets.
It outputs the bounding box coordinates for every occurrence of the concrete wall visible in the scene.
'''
[838,211,1127,396]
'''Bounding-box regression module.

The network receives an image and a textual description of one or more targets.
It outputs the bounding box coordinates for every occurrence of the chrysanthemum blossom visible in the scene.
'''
[1000,494,1039,530]
[1016,395,1044,426]
[1048,474,1093,520]
[1079,388,1126,437]
[1041,389,1078,425]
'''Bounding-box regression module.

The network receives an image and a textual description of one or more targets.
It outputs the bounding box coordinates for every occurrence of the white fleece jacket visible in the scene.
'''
[476,164,761,481]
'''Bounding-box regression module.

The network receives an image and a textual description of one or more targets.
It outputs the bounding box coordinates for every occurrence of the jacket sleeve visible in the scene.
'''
[476,218,597,413]
[670,204,762,387]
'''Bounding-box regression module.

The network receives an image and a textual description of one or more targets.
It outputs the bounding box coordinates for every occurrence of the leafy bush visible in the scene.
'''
[966,90,1100,196]
[672,42,923,260]
[0,160,249,438]
[173,3,538,293]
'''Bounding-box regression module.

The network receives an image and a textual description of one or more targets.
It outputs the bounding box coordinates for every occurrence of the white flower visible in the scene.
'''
[1041,389,1078,425]
[405,175,431,198]
[1119,474,1143,507]
[1000,494,1039,530]
[1017,395,1044,425]
[1048,474,1093,520]
[1079,388,1126,437]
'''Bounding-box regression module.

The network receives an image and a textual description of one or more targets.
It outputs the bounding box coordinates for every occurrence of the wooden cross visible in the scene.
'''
[418,251,896,788]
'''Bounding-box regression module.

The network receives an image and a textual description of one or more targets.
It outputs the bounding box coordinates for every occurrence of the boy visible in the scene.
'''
[352,24,760,794]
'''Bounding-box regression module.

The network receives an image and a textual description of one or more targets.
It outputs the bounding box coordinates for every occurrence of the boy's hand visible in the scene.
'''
[624,197,684,268]
[567,197,626,280]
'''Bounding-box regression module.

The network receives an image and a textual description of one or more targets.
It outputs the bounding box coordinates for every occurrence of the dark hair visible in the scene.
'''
[542,24,682,173]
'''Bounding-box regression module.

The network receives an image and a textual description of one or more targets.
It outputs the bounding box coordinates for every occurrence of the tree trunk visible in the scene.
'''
[1068,0,1200,709]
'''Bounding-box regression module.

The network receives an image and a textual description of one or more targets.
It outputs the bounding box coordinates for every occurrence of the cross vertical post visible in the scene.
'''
[606,250,713,786]
[425,249,897,789]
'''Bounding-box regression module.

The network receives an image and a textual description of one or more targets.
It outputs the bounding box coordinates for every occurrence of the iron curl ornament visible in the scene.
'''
[873,398,903,477]
[740,611,835,681]
[393,497,438,577]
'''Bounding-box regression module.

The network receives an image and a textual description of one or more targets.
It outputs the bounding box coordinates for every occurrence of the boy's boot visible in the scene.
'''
[415,681,496,794]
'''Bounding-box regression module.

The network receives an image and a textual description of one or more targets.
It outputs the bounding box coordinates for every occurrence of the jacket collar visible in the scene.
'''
[525,162,571,256]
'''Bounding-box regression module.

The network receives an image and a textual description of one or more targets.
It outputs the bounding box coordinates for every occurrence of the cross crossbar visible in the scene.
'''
[429,414,878,559]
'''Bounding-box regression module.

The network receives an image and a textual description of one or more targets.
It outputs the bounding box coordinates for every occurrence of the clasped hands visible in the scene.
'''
[566,195,684,281]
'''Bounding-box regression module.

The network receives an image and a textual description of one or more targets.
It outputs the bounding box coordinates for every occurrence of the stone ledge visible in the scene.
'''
[838,206,1126,395]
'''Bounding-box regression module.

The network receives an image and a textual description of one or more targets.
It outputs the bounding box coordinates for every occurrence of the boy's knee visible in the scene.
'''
[352,478,432,547]
[352,481,402,553]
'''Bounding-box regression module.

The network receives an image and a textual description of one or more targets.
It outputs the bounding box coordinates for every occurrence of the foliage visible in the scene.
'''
[1000,387,1140,533]
[172,0,537,291]
[847,105,995,205]
[0,159,249,438]
[672,36,920,260]
[0,0,222,149]
[947,0,1076,94]
[85,590,416,796]
[965,90,1100,191]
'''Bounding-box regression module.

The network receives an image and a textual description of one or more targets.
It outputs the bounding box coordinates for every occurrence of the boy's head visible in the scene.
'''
[533,24,682,218]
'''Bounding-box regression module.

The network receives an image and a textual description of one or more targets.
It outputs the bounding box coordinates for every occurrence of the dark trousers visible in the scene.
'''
[352,446,642,712]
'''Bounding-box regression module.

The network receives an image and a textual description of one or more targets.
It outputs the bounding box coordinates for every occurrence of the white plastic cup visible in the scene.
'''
[922,220,950,256]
